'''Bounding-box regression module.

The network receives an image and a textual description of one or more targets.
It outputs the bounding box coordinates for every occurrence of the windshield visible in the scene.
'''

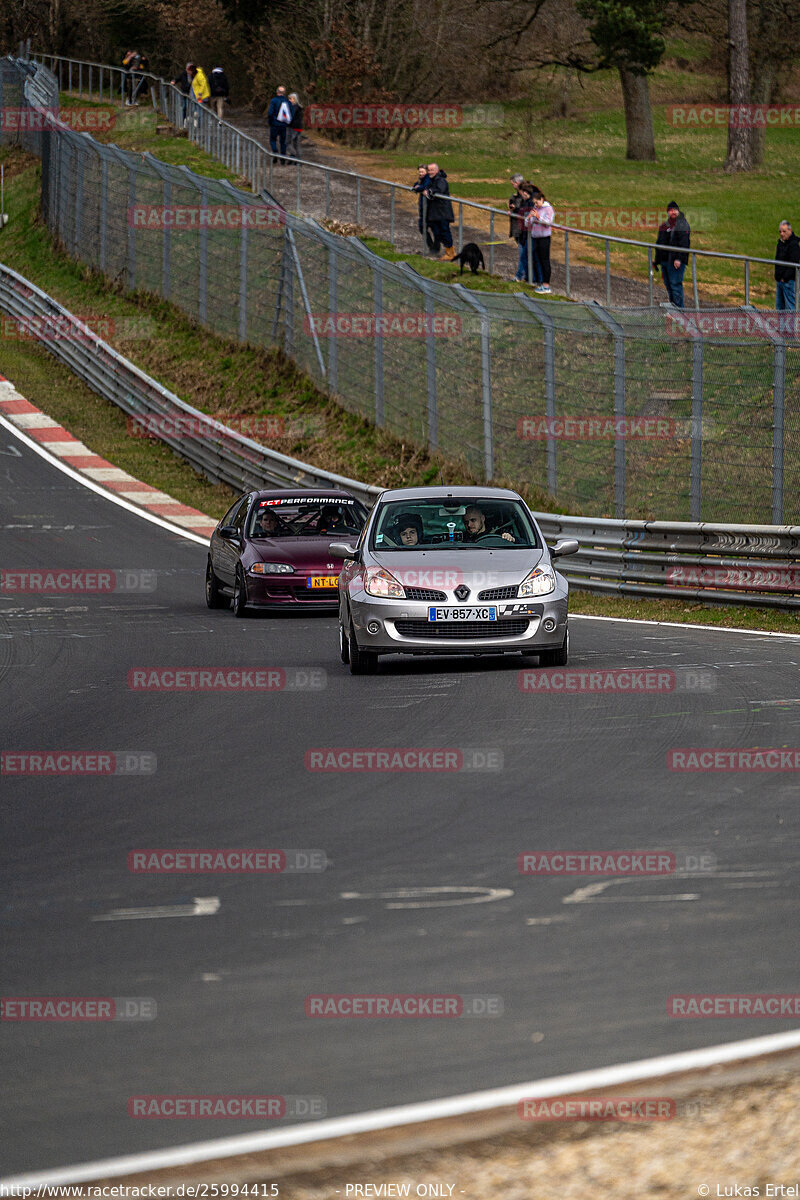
[371,498,540,550]
[248,497,368,539]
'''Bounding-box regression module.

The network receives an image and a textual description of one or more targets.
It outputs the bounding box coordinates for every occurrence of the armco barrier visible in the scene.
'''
[0,264,797,608]
[0,264,380,506]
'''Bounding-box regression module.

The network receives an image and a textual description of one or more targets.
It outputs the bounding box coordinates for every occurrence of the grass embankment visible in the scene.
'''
[307,38,800,307]
[1,117,797,634]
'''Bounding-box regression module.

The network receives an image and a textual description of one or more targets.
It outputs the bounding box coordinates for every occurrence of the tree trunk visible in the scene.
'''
[725,0,752,172]
[618,67,656,161]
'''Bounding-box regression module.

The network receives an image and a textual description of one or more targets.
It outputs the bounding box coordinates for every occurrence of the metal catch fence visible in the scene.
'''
[2,55,800,529]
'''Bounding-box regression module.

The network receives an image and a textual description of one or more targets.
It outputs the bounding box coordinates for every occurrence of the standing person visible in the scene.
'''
[267,86,292,162]
[525,188,554,293]
[209,66,230,121]
[286,93,303,158]
[514,183,541,284]
[424,162,455,261]
[654,201,691,308]
[122,50,140,106]
[774,220,800,311]
[191,64,210,106]
[171,64,192,126]
[412,165,438,254]
[508,173,526,241]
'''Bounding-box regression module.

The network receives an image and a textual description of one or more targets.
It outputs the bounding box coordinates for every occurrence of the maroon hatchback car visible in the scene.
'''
[205,489,370,615]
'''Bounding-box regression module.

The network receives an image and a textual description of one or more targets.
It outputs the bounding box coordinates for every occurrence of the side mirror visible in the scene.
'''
[329,541,359,560]
[551,538,579,558]
[219,525,240,541]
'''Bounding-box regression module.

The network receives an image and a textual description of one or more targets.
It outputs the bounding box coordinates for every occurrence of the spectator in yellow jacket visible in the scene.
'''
[189,64,210,104]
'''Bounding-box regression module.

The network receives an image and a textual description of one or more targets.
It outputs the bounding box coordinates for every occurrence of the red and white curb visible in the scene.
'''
[0,375,217,538]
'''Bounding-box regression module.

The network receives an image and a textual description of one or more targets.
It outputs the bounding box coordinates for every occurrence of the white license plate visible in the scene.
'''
[428,606,497,622]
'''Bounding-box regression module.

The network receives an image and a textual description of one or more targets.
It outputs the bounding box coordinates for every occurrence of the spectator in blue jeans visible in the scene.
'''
[774,220,800,311]
[267,86,292,162]
[654,201,691,308]
[514,184,541,284]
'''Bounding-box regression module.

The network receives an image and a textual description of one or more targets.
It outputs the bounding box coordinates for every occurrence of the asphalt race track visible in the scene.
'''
[2,428,799,1175]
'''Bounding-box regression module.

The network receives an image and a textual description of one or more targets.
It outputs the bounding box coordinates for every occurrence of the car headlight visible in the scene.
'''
[518,566,555,596]
[249,562,294,575]
[364,567,405,599]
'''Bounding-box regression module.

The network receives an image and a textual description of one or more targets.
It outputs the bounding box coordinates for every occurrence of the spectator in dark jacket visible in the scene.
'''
[508,174,526,240]
[654,201,691,308]
[171,64,192,126]
[412,165,439,254]
[267,86,292,162]
[424,163,455,260]
[286,93,303,158]
[209,67,230,121]
[514,183,541,284]
[774,221,800,311]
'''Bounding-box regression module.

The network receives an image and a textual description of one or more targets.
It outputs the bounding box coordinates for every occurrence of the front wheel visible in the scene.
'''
[339,619,350,664]
[348,626,378,675]
[538,628,568,667]
[232,567,249,617]
[205,558,227,609]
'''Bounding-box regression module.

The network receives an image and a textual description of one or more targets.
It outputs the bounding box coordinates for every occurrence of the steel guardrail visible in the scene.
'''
[0,263,381,506]
[1,265,799,607]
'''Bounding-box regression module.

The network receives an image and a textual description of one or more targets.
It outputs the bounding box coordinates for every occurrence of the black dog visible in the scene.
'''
[452,243,485,274]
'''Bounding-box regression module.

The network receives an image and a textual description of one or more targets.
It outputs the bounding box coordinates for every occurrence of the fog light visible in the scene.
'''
[542,617,556,632]
[367,621,381,635]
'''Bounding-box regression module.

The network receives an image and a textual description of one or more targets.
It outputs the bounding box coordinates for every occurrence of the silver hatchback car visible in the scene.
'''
[331,487,578,675]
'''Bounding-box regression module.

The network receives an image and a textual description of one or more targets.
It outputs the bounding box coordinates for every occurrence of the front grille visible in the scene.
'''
[405,586,448,602]
[478,585,519,601]
[394,619,529,640]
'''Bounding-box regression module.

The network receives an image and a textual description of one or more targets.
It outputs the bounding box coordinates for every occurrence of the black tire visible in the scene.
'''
[232,567,249,617]
[538,628,568,667]
[205,558,227,609]
[339,618,350,664]
[348,625,378,675]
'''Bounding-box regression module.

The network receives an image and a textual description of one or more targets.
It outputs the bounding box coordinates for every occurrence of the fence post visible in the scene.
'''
[772,337,785,524]
[489,211,495,275]
[390,185,395,246]
[455,285,493,482]
[589,303,626,518]
[328,240,338,392]
[286,225,326,380]
[73,142,84,257]
[516,294,557,499]
[198,183,208,325]
[690,337,703,521]
[283,237,294,358]
[564,229,570,299]
[127,157,137,289]
[605,239,611,305]
[373,266,384,426]
[692,252,699,308]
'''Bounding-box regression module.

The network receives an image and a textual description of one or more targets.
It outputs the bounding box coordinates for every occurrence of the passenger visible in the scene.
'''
[395,513,424,546]
[462,505,515,542]
[315,505,350,534]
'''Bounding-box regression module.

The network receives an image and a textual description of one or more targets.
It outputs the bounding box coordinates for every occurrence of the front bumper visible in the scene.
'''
[348,594,568,654]
[245,576,339,608]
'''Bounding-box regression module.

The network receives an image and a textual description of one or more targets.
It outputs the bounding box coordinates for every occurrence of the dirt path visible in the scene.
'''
[226,113,657,306]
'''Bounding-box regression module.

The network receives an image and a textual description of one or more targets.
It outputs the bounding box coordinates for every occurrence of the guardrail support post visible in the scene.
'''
[691,338,703,521]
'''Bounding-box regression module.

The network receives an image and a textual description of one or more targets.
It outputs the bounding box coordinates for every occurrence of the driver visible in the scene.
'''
[395,512,424,546]
[462,505,515,542]
[254,507,288,537]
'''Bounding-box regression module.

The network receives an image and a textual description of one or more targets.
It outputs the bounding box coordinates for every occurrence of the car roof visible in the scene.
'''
[376,486,523,502]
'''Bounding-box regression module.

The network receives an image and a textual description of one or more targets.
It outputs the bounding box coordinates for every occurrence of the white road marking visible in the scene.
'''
[91,897,220,922]
[0,444,22,457]
[340,886,514,909]
[0,413,209,546]
[5,1030,800,1187]
[563,879,698,904]
[570,613,800,640]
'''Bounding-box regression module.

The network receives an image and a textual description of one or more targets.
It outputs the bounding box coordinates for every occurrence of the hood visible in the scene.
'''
[248,537,344,570]
[373,547,544,593]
